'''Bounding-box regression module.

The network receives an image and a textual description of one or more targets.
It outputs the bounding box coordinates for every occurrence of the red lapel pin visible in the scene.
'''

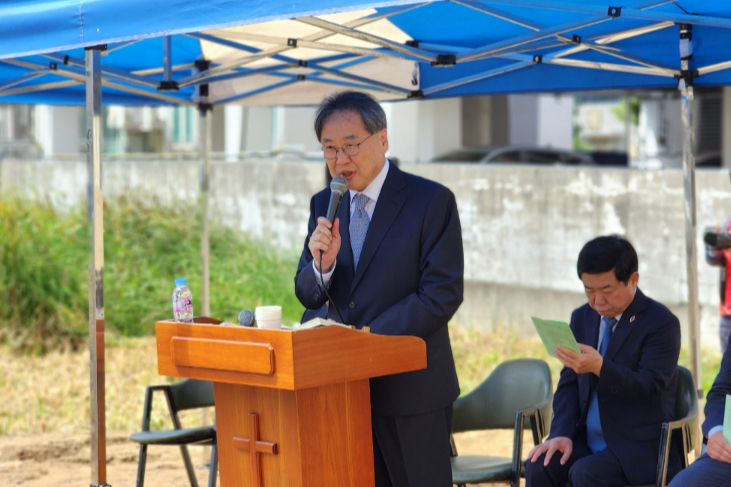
[630,315,635,323]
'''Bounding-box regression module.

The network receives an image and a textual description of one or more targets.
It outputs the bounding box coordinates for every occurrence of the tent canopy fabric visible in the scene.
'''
[2,0,731,106]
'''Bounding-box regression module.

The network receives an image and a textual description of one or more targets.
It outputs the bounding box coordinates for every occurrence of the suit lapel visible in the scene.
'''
[603,289,649,361]
[350,164,406,292]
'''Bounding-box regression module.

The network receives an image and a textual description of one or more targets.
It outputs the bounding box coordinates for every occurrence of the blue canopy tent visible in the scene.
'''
[2,1,731,485]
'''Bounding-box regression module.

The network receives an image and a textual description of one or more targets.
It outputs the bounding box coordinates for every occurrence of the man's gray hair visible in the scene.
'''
[314,91,387,142]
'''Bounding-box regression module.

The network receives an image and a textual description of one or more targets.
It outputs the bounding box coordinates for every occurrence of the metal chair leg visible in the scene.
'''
[208,442,218,487]
[135,444,148,487]
[179,444,200,487]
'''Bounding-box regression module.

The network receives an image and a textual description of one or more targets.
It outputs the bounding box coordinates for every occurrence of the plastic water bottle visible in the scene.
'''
[172,278,194,323]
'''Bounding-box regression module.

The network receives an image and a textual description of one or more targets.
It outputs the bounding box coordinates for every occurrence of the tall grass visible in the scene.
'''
[0,193,304,353]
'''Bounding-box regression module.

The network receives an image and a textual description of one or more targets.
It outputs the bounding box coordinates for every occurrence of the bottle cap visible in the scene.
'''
[175,278,187,286]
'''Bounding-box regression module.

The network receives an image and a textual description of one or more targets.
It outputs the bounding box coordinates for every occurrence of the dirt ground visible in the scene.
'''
[0,429,521,487]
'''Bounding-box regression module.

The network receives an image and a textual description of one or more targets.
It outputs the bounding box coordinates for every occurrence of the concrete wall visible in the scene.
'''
[2,159,729,348]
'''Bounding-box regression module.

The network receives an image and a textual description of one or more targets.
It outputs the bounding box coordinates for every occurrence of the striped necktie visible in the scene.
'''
[350,193,370,269]
[586,316,617,453]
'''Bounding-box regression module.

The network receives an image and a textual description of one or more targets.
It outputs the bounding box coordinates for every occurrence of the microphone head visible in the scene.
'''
[330,176,348,196]
[237,309,255,327]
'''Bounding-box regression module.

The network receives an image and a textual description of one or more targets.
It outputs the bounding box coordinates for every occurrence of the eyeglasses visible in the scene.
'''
[322,132,375,160]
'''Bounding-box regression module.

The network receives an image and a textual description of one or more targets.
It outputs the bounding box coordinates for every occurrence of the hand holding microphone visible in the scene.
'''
[308,176,347,273]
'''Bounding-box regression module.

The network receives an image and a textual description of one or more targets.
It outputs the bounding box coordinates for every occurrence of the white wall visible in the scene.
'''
[383,98,462,162]
[3,159,729,348]
[537,95,574,149]
[34,105,81,156]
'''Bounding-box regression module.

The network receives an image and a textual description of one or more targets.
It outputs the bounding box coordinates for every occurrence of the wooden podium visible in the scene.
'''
[155,318,427,487]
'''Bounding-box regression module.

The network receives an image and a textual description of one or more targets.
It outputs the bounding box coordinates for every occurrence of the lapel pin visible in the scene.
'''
[630,315,635,323]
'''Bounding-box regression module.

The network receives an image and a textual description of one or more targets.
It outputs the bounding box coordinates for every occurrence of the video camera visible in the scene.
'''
[704,227,731,250]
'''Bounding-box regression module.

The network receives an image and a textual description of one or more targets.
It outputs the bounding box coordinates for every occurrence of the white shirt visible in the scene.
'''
[313,159,391,286]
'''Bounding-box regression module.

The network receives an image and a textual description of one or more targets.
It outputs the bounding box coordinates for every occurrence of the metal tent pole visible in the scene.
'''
[197,60,212,319]
[679,24,702,398]
[199,105,211,318]
[86,45,110,487]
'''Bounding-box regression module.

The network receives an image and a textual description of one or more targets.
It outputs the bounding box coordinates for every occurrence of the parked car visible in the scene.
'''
[430,146,595,166]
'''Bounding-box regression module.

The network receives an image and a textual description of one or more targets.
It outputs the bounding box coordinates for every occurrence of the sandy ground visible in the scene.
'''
[0,429,522,487]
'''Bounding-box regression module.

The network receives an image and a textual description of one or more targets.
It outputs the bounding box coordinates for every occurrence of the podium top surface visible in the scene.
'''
[155,319,427,390]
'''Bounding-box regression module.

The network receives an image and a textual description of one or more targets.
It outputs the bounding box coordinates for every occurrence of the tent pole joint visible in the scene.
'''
[533,54,543,63]
[198,102,213,114]
[406,39,420,48]
[299,60,308,67]
[157,80,179,91]
[408,90,424,99]
[84,45,108,52]
[431,54,456,66]
[608,6,621,18]
[287,38,297,47]
[678,24,697,88]
[194,59,211,71]
[297,74,306,81]
[49,62,57,71]
[572,34,582,44]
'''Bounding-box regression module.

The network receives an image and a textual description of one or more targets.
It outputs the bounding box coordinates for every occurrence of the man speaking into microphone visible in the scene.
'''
[294,91,464,487]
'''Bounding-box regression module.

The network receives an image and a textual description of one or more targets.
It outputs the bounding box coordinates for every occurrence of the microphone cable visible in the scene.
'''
[318,250,346,325]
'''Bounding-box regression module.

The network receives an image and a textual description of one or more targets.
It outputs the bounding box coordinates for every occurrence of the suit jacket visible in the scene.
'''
[548,289,681,485]
[703,339,731,437]
[295,163,463,416]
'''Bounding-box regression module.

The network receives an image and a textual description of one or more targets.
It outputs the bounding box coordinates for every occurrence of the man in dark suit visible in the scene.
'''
[294,91,463,487]
[668,340,731,486]
[525,235,681,487]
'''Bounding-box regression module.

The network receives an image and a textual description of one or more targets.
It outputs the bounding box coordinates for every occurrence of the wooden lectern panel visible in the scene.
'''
[157,321,296,389]
[171,337,274,375]
[215,383,303,487]
[215,380,374,487]
[296,380,375,487]
[156,320,427,487]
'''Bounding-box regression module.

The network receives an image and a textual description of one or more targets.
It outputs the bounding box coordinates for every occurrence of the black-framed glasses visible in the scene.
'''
[322,132,375,160]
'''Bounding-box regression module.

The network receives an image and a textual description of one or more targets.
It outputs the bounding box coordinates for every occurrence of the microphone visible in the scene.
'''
[237,309,255,327]
[326,176,348,223]
[317,175,348,325]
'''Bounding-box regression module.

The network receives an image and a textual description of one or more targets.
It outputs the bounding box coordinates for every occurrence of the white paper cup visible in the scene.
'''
[255,306,282,329]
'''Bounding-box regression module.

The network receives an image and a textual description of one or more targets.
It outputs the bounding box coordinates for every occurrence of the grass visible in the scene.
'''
[0,193,305,353]
[0,326,723,435]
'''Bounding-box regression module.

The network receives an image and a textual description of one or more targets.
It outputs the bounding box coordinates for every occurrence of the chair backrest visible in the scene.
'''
[452,359,553,434]
[674,366,700,456]
[169,379,215,412]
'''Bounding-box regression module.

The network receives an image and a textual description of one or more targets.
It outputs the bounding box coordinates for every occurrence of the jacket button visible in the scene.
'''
[349,301,356,309]
[313,292,319,301]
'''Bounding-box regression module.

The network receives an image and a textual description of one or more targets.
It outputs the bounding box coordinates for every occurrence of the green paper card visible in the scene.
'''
[531,317,581,357]
[724,395,731,445]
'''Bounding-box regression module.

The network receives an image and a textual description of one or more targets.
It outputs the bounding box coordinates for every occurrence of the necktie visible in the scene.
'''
[586,316,617,453]
[350,193,370,269]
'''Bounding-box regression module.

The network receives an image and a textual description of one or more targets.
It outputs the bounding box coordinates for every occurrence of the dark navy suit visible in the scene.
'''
[668,340,731,487]
[295,163,463,485]
[526,289,681,487]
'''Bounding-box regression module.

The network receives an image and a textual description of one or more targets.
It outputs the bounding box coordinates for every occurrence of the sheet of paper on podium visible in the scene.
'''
[724,394,731,445]
[531,317,581,357]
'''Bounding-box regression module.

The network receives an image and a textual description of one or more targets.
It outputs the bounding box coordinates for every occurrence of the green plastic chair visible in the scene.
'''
[560,365,700,487]
[637,365,700,487]
[129,378,218,487]
[450,359,553,487]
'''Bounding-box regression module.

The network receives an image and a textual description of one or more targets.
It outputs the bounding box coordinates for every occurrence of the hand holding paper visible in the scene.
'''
[532,317,581,357]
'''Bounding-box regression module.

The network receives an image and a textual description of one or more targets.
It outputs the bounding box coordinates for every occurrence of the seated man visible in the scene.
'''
[668,340,731,486]
[525,235,681,487]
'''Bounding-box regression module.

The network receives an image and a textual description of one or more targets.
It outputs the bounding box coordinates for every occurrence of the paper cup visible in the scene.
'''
[255,306,282,329]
